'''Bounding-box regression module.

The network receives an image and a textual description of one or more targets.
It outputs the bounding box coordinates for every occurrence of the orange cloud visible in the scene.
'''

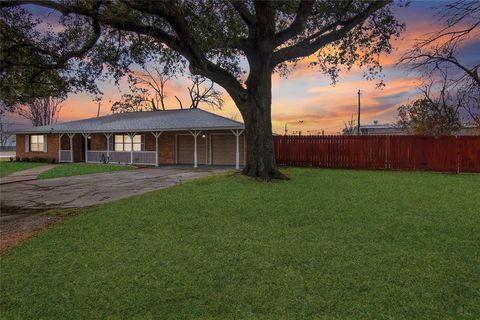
[269,76,421,134]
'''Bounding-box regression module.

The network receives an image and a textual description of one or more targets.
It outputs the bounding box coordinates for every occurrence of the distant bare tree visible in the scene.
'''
[111,66,171,113]
[400,0,480,126]
[397,78,462,136]
[342,115,357,135]
[112,71,223,112]
[128,67,170,111]
[187,76,224,109]
[460,87,480,126]
[18,97,63,127]
[0,115,13,148]
[110,94,149,113]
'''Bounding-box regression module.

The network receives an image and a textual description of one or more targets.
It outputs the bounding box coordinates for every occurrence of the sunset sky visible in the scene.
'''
[7,1,480,134]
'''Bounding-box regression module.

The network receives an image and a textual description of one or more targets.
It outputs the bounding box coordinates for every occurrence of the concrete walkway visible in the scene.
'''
[1,166,225,210]
[0,165,56,185]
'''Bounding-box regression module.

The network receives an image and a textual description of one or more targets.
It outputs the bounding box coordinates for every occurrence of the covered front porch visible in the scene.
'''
[58,129,245,169]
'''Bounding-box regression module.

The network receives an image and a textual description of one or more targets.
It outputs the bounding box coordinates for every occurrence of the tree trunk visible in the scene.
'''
[241,103,286,180]
[239,62,287,180]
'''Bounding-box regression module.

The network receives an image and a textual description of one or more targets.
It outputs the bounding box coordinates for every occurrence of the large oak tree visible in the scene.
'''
[0,0,402,179]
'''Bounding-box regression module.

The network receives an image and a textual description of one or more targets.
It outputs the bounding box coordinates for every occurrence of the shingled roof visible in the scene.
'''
[16,109,244,134]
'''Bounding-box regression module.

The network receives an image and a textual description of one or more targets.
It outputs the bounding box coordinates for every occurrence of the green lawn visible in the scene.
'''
[1,168,479,319]
[37,163,133,179]
[0,161,47,177]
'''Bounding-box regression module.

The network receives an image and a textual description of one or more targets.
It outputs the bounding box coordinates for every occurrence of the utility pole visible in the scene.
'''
[357,89,361,135]
[97,101,101,117]
[284,123,288,135]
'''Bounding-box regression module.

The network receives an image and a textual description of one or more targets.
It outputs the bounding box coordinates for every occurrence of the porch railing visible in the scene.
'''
[86,150,156,165]
[59,150,72,162]
[109,151,131,164]
[86,151,105,163]
[133,151,156,165]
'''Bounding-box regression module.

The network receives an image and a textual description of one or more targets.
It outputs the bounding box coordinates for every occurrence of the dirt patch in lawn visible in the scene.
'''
[0,206,79,252]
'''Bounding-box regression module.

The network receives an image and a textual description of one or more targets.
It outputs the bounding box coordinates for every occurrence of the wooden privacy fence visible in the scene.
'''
[273,135,480,173]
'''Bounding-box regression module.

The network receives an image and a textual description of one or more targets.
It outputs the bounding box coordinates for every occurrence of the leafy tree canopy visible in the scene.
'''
[0,0,404,178]
[1,1,403,105]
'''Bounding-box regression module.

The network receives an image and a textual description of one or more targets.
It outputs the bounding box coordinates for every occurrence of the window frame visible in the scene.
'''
[30,135,45,152]
[113,134,144,152]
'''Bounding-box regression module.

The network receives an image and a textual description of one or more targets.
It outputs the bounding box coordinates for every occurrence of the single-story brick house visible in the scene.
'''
[15,109,245,168]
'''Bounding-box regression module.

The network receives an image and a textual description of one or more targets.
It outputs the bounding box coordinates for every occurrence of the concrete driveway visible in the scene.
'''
[1,166,226,210]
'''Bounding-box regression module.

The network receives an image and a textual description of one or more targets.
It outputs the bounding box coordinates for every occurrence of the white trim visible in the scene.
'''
[127,132,136,164]
[103,132,112,158]
[81,133,91,162]
[151,131,163,167]
[205,132,208,164]
[67,133,75,163]
[188,130,202,168]
[230,129,244,170]
[58,133,64,162]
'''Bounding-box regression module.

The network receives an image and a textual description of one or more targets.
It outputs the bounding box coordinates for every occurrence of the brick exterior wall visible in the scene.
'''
[90,133,107,150]
[16,134,60,162]
[158,132,176,164]
[144,134,156,152]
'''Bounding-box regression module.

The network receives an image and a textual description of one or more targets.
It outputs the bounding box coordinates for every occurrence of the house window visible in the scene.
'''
[30,135,45,152]
[114,135,144,151]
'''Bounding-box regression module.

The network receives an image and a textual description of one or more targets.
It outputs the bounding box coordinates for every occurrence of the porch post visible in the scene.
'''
[58,133,63,162]
[152,131,163,167]
[189,130,201,168]
[68,133,75,163]
[82,133,90,162]
[104,132,112,157]
[128,132,136,164]
[231,129,244,170]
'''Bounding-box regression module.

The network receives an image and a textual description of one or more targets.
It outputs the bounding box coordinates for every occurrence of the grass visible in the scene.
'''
[37,163,133,179]
[0,160,47,177]
[1,168,479,319]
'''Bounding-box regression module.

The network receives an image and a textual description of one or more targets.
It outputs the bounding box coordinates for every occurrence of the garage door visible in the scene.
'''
[177,135,207,164]
[211,135,244,165]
